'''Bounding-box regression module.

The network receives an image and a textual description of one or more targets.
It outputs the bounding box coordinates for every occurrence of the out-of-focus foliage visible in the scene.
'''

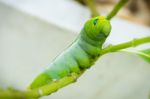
[123,49,150,64]
[137,48,150,63]
[75,0,150,26]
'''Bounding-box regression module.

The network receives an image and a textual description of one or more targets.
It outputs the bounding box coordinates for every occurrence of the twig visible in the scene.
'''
[0,73,79,99]
[101,36,150,55]
[0,37,150,98]
[107,0,129,20]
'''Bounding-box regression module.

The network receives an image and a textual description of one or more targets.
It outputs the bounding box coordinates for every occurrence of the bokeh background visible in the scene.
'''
[0,0,150,99]
[77,0,150,26]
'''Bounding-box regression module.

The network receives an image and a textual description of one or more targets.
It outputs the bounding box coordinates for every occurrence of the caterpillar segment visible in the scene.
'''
[29,16,112,89]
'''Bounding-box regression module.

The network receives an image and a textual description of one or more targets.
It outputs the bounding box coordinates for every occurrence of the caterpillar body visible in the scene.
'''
[29,16,111,89]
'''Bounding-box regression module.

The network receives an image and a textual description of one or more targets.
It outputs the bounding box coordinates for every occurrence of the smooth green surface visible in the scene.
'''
[29,16,111,89]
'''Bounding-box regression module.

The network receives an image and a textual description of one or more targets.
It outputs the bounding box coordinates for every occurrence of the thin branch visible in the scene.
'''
[0,37,150,99]
[85,0,99,17]
[100,36,150,55]
[107,0,129,20]
[0,73,79,99]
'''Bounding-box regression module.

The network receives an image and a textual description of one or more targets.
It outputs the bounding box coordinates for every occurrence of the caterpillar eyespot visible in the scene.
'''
[93,18,98,25]
[29,16,112,89]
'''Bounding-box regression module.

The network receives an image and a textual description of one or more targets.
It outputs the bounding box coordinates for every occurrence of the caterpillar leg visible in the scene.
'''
[28,73,52,89]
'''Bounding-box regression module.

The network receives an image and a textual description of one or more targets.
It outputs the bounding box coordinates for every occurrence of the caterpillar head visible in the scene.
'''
[83,16,111,43]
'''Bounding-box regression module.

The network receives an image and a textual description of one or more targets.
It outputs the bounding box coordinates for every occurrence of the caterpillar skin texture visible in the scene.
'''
[29,16,111,89]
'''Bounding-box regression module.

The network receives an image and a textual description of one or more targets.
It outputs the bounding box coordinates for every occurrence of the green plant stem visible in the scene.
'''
[107,0,129,20]
[85,0,99,17]
[0,36,149,99]
[0,73,79,99]
[1,36,149,99]
[101,36,150,55]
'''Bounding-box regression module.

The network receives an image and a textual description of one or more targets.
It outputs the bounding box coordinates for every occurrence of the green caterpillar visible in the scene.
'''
[29,16,111,89]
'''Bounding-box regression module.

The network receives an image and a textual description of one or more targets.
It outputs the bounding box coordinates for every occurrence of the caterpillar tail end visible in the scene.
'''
[28,73,52,90]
